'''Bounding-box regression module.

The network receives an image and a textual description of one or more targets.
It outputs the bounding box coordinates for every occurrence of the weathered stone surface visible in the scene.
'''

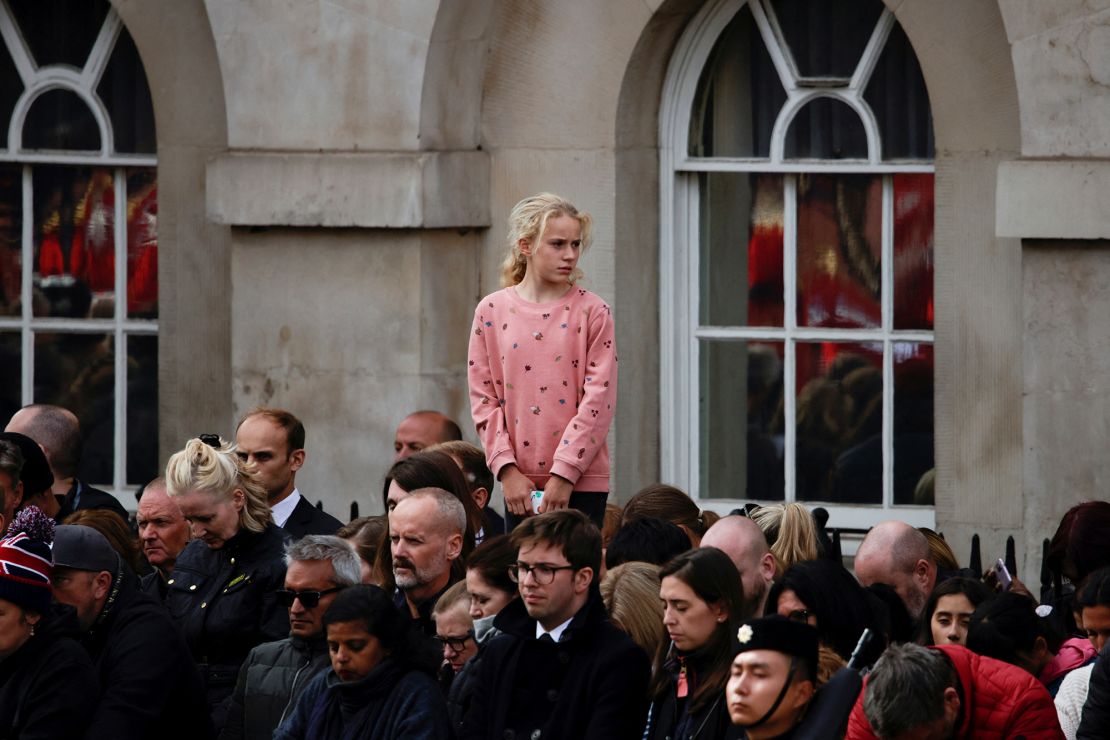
[998,161,1110,239]
[207,151,490,228]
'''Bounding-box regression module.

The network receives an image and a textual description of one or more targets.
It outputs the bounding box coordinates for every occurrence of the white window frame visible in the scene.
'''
[660,0,935,530]
[0,2,157,505]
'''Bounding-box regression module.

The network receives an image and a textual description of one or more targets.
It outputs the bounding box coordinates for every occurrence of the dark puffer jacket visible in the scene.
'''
[274,658,450,740]
[165,524,288,730]
[219,634,331,740]
[0,606,99,740]
[459,589,651,740]
[80,562,213,740]
[644,643,743,740]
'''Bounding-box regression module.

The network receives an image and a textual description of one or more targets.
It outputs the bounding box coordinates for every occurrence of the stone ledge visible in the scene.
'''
[206,150,490,228]
[997,160,1110,239]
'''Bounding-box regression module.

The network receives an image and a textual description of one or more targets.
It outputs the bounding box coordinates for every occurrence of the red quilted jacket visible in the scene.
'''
[846,644,1063,739]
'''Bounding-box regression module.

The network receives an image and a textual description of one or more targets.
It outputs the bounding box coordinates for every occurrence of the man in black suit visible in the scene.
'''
[6,404,129,524]
[235,407,342,539]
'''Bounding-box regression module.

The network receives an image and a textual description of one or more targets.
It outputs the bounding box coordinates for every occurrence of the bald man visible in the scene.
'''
[853,520,937,619]
[701,515,777,618]
[392,410,462,462]
[7,404,128,523]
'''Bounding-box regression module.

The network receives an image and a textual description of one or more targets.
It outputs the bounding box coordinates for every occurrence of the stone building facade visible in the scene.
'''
[23,0,1109,580]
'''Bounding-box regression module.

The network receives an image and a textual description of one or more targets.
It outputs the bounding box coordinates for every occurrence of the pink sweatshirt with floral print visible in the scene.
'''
[468,285,617,492]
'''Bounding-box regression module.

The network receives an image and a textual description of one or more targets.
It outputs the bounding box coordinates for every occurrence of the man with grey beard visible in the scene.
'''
[390,487,466,636]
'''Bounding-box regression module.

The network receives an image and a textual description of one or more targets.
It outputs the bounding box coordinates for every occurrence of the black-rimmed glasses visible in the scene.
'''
[508,562,576,586]
[275,586,345,608]
[434,630,475,652]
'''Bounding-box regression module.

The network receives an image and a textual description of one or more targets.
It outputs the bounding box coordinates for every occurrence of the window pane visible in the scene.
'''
[32,166,116,318]
[864,22,934,161]
[894,173,934,330]
[700,340,784,500]
[893,342,934,505]
[796,342,882,503]
[7,0,111,69]
[0,164,22,317]
[700,173,783,326]
[0,333,20,421]
[796,174,881,328]
[34,332,114,485]
[97,28,156,154]
[126,169,157,318]
[23,90,101,151]
[770,0,885,79]
[0,37,23,136]
[126,334,157,485]
[784,98,868,160]
[689,4,785,158]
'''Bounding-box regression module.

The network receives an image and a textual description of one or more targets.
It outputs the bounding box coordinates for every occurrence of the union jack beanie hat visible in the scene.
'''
[0,506,54,614]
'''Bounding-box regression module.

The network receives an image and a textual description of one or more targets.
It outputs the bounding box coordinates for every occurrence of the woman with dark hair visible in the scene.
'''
[1057,566,1110,737]
[63,508,148,576]
[644,548,745,740]
[274,585,449,739]
[376,450,481,592]
[766,559,885,668]
[918,576,994,646]
[447,535,519,736]
[966,591,1086,697]
[622,484,718,547]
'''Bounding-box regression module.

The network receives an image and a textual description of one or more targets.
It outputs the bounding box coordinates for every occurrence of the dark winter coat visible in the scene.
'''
[164,524,288,730]
[79,562,213,740]
[1079,646,1110,738]
[446,615,502,735]
[219,634,331,740]
[273,658,450,740]
[644,644,742,740]
[0,606,98,740]
[459,589,651,740]
[279,496,342,540]
[55,479,129,524]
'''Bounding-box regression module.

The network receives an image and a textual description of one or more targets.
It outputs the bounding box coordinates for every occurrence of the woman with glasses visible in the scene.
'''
[766,558,886,668]
[644,548,746,740]
[164,435,289,732]
[274,585,449,739]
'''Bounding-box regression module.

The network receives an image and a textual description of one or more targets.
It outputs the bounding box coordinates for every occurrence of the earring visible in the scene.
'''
[29,623,35,637]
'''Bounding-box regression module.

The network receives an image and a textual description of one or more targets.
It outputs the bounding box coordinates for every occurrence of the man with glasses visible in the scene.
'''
[460,510,650,740]
[220,535,361,740]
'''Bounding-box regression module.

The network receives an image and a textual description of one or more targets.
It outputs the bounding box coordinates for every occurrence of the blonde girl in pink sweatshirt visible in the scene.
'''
[468,193,617,529]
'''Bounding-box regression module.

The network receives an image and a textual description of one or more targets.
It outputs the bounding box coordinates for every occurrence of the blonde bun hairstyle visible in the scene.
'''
[165,437,272,533]
[500,192,592,287]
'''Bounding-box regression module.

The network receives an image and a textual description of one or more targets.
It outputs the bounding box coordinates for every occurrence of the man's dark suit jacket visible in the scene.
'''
[280,495,343,540]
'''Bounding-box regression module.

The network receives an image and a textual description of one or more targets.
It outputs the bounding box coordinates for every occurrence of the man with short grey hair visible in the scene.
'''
[853,520,937,619]
[390,487,466,635]
[221,535,361,740]
[846,642,1061,739]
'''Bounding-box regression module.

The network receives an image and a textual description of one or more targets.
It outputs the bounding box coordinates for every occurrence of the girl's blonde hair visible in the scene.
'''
[600,561,665,659]
[165,437,272,534]
[500,192,593,287]
[750,502,819,577]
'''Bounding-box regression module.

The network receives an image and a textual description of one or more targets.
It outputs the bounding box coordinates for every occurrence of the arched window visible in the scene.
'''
[0,0,157,499]
[660,0,934,526]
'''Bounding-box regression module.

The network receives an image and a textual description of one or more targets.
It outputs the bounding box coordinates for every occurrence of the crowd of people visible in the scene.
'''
[1,193,1109,739]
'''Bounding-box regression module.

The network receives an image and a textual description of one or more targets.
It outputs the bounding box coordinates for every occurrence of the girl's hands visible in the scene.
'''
[500,465,536,518]
[538,475,573,514]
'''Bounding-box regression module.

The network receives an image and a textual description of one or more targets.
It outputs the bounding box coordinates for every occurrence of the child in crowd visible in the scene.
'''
[468,193,617,528]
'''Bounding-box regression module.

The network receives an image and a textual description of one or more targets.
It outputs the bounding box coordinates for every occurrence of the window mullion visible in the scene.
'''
[687,176,701,497]
[783,174,797,503]
[882,175,894,508]
[19,164,31,405]
[113,167,126,493]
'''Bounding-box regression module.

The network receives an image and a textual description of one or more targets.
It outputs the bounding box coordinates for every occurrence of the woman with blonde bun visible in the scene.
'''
[163,435,288,732]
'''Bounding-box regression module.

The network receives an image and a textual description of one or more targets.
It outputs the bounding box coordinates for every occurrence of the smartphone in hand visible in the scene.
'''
[995,558,1013,592]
